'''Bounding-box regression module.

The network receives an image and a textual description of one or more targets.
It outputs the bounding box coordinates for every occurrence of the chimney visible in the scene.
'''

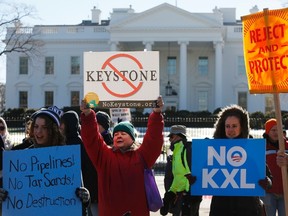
[249,5,259,14]
[91,6,101,24]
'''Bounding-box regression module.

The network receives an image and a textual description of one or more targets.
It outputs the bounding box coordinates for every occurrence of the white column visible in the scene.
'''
[109,41,119,51]
[143,41,154,51]
[213,41,223,109]
[178,41,189,110]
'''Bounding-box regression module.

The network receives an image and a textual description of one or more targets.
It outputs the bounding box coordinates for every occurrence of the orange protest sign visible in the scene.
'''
[241,8,288,93]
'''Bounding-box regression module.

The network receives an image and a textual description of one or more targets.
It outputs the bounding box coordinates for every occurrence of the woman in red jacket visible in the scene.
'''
[80,96,164,216]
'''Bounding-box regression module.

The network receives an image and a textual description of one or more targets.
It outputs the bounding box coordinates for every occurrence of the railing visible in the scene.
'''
[5,116,266,174]
[4,116,269,142]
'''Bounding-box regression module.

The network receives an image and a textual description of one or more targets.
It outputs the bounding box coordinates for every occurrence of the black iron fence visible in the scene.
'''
[4,116,270,175]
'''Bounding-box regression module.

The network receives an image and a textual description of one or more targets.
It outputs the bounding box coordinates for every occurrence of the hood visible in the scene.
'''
[61,111,80,139]
[213,104,250,139]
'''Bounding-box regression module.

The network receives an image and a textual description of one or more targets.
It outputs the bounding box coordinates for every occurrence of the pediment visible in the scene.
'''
[15,81,31,87]
[66,81,82,87]
[234,82,249,89]
[110,3,222,30]
[41,82,57,88]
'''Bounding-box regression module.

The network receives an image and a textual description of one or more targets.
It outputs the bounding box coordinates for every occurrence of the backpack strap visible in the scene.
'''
[181,147,186,168]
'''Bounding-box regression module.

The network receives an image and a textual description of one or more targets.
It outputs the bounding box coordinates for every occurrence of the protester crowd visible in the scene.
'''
[0,100,288,216]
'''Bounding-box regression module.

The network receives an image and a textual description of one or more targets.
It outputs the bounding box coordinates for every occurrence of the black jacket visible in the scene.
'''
[61,111,98,203]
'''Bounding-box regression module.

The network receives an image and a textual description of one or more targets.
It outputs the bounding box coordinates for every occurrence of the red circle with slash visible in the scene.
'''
[101,53,144,98]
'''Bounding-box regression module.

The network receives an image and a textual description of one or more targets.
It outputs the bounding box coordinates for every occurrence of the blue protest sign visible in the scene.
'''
[191,139,265,196]
[2,145,82,216]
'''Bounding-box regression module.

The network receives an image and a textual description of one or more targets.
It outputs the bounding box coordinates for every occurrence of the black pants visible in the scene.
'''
[170,192,202,216]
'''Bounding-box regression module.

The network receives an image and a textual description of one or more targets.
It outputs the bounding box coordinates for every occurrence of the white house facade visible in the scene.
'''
[5,3,288,113]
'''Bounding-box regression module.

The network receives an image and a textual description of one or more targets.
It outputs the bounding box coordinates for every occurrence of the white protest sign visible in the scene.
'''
[83,51,159,108]
[109,108,131,124]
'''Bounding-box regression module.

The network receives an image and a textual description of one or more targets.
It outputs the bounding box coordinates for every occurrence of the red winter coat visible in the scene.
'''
[266,139,288,194]
[80,110,164,216]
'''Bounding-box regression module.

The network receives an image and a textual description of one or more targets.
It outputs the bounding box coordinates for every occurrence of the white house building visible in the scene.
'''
[4,3,288,113]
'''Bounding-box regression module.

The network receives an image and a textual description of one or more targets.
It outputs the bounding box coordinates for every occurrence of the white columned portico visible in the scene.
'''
[213,41,223,109]
[143,41,154,51]
[109,41,119,51]
[178,41,189,110]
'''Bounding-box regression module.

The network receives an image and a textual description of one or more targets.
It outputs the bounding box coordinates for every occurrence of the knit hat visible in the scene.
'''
[113,121,136,140]
[168,125,187,137]
[96,111,111,130]
[265,118,277,134]
[32,106,63,126]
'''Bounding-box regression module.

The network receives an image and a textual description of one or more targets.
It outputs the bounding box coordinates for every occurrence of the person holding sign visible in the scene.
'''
[0,106,91,215]
[262,119,288,216]
[209,104,272,216]
[277,152,288,168]
[80,96,164,216]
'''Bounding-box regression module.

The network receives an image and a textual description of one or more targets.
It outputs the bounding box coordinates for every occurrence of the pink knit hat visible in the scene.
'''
[265,118,277,134]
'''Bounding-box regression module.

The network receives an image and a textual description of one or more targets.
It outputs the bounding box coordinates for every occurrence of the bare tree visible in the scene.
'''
[0,1,43,58]
[0,82,5,113]
[0,1,43,111]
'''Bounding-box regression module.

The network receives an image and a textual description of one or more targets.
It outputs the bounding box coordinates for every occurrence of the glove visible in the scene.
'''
[0,188,8,203]
[258,176,272,191]
[185,174,197,185]
[75,187,90,204]
[163,191,176,203]
[160,191,176,215]
[160,204,169,216]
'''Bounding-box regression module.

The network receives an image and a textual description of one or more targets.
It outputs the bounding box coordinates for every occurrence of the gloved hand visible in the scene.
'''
[163,191,176,203]
[0,188,8,203]
[258,176,272,191]
[75,187,90,204]
[185,173,197,185]
[160,191,176,215]
[160,204,169,216]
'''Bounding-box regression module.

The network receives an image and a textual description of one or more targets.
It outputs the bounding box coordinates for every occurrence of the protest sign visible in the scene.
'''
[242,9,288,213]
[191,139,265,196]
[2,145,81,216]
[83,51,159,109]
[109,108,131,124]
[242,8,288,94]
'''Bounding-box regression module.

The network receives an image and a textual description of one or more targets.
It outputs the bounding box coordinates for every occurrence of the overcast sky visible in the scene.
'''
[0,0,285,83]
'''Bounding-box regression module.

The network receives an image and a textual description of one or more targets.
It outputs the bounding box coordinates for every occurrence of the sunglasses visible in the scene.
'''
[0,126,5,131]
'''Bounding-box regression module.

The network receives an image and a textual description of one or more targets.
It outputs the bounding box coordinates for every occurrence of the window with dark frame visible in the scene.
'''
[45,91,53,107]
[167,57,176,75]
[237,56,246,76]
[45,57,54,75]
[198,91,208,111]
[198,56,208,75]
[71,91,80,106]
[19,57,28,75]
[19,91,28,108]
[238,91,247,110]
[71,56,80,75]
[265,95,274,113]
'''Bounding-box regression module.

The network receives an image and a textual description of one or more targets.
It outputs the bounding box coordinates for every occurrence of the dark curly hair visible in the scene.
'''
[213,104,250,139]
[29,115,65,146]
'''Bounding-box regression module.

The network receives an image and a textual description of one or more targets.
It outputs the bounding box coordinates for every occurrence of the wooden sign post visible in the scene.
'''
[273,93,288,215]
[242,8,288,215]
